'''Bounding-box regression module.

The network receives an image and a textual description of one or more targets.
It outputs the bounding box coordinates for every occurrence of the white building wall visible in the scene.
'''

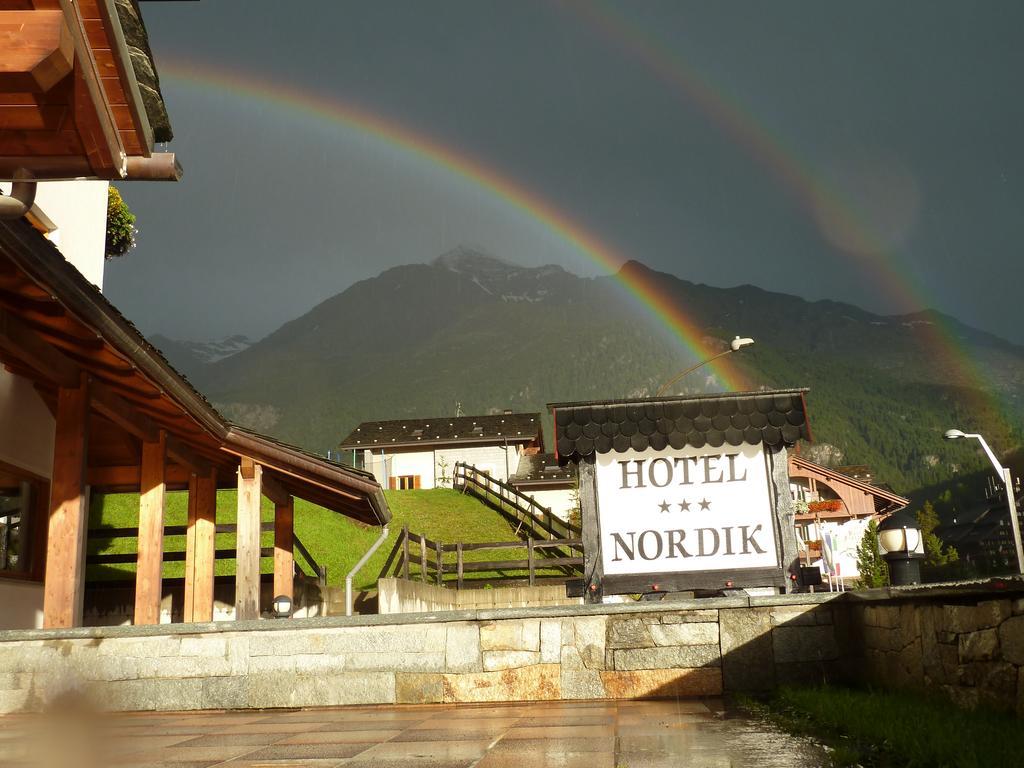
[1,180,109,289]
[361,444,524,489]
[437,445,520,483]
[0,369,55,480]
[0,580,44,630]
[798,517,873,581]
[520,487,578,522]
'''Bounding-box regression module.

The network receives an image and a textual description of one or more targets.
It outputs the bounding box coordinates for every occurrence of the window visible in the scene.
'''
[0,464,47,579]
[390,475,420,490]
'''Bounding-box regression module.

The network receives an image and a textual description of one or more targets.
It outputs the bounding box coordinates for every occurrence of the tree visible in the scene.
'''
[105,185,136,259]
[855,519,889,588]
[916,501,959,568]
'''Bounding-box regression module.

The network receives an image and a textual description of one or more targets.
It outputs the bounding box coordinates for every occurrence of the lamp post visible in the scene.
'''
[656,336,754,397]
[877,510,925,586]
[944,429,1024,574]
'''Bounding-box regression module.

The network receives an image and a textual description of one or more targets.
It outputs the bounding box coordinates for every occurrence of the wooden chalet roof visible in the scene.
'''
[1,0,181,180]
[339,413,542,451]
[549,389,811,463]
[0,216,390,525]
[789,454,908,518]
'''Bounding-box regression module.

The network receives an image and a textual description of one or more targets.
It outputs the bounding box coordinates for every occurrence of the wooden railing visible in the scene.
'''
[452,461,581,542]
[377,524,582,589]
[86,522,327,587]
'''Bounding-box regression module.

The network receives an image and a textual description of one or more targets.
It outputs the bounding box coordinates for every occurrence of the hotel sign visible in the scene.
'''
[595,443,779,576]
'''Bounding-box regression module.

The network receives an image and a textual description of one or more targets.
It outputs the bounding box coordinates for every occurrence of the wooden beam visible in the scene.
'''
[90,379,158,442]
[261,471,291,507]
[63,0,124,177]
[579,457,603,605]
[166,433,212,475]
[133,430,166,625]
[42,374,89,628]
[87,462,190,489]
[183,469,216,623]
[0,10,74,92]
[235,459,262,620]
[273,497,294,604]
[0,307,79,387]
[182,468,216,626]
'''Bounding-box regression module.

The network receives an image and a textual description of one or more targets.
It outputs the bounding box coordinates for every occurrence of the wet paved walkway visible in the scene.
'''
[0,699,828,768]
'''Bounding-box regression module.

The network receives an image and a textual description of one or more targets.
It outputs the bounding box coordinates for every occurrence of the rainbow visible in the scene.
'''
[562,1,1001,404]
[161,60,746,392]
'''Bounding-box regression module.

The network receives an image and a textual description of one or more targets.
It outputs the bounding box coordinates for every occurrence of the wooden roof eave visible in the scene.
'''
[789,455,909,509]
[0,218,390,524]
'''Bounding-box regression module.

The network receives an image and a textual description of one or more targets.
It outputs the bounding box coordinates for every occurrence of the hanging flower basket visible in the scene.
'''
[808,499,843,513]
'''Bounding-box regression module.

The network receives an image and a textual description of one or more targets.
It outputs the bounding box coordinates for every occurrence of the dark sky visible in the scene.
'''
[106,1,1024,344]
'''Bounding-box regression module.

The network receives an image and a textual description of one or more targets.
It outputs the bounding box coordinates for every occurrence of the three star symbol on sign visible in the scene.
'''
[658,498,711,513]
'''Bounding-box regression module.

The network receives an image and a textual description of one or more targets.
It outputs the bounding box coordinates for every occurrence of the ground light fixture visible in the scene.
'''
[272,594,293,618]
[656,336,755,397]
[944,428,1024,574]
[877,509,925,586]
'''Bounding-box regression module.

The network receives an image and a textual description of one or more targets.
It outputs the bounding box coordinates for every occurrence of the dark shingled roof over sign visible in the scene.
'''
[550,389,811,463]
[339,413,542,450]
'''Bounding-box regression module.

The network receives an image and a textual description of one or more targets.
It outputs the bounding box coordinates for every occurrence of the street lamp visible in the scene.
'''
[656,336,754,397]
[877,509,925,586]
[944,428,1024,574]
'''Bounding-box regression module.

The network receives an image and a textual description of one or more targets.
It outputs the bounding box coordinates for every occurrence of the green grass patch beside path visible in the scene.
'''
[743,685,1024,768]
[88,488,556,590]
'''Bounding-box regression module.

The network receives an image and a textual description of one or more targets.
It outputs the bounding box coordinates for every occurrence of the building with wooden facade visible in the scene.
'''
[0,0,391,631]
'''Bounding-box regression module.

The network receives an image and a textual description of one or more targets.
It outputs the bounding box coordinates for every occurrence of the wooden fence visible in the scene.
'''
[86,522,327,587]
[452,461,581,542]
[377,524,582,589]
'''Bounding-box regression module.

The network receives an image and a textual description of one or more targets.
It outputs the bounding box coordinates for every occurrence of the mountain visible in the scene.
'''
[149,334,251,379]
[160,248,1024,495]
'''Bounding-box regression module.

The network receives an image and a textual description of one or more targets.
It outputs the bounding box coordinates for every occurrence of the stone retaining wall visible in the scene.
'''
[846,589,1024,716]
[0,594,842,713]
[377,578,583,614]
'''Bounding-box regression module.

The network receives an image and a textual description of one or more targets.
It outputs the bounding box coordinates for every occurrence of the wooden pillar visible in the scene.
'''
[273,497,294,602]
[236,458,262,621]
[579,456,604,604]
[184,470,217,622]
[134,431,166,625]
[42,376,90,629]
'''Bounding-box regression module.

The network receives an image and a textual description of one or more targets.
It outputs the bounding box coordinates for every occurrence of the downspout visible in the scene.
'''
[345,525,390,616]
[0,171,37,220]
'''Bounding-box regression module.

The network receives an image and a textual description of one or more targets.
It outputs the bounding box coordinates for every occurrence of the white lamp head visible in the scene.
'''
[944,429,966,440]
[730,336,754,352]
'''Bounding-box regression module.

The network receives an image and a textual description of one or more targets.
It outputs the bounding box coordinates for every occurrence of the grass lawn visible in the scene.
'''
[742,685,1024,768]
[87,488,569,590]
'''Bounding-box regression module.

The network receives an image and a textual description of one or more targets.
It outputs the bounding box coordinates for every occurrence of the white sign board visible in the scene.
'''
[595,443,779,576]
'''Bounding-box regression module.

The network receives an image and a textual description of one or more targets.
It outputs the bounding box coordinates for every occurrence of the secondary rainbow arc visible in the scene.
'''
[162,60,746,392]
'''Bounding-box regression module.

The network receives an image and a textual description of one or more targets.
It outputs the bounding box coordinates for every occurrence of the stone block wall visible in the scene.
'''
[848,593,1024,716]
[378,578,583,614]
[0,594,843,713]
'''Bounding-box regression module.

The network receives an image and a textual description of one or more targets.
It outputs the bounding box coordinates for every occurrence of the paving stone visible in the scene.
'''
[613,644,719,671]
[445,623,482,673]
[998,614,1024,665]
[482,650,540,671]
[942,600,1011,634]
[439,664,561,703]
[719,607,774,692]
[540,620,561,663]
[245,672,395,709]
[648,622,718,647]
[600,667,722,698]
[958,628,1000,662]
[395,673,445,704]
[772,625,840,664]
[607,616,653,649]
